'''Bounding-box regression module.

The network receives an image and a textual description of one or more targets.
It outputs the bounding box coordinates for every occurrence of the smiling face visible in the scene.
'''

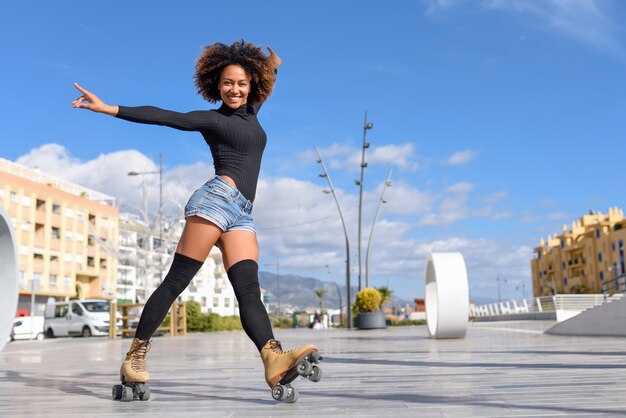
[218,64,251,108]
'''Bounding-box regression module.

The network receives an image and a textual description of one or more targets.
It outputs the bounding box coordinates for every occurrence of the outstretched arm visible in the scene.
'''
[72,82,119,116]
[72,82,213,131]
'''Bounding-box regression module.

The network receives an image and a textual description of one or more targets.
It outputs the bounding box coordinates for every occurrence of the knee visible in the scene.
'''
[227,259,261,299]
[162,253,203,294]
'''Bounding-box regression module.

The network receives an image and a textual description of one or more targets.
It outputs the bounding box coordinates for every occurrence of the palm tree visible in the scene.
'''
[314,289,327,311]
[376,286,392,307]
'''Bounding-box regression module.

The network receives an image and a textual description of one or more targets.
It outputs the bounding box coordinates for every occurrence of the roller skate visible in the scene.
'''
[112,338,151,402]
[260,339,323,403]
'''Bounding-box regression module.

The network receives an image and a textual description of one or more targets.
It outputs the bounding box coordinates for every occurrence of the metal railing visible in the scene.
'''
[470,293,624,322]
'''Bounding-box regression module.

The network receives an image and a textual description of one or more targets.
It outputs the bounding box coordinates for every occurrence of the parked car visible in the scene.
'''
[44,299,111,338]
[10,316,45,341]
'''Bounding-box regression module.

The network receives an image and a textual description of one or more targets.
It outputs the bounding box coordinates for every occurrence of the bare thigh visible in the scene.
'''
[176,216,223,262]
[217,231,259,271]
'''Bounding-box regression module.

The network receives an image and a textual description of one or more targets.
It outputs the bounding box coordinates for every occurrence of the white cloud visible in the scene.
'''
[444,150,479,166]
[313,143,420,173]
[426,0,625,59]
[15,143,213,221]
[13,143,532,301]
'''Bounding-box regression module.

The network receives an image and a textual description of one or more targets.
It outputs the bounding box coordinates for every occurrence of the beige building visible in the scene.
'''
[0,158,119,314]
[532,207,626,297]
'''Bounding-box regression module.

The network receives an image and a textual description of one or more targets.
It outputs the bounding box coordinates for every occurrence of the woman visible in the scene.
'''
[73,40,320,400]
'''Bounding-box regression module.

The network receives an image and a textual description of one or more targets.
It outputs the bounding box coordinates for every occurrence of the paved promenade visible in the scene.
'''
[1,320,626,417]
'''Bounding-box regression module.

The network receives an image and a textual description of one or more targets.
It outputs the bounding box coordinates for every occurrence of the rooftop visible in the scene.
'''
[1,320,625,417]
[0,157,116,206]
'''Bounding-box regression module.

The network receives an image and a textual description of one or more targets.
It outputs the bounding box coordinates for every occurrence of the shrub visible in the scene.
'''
[185,301,243,332]
[353,288,382,313]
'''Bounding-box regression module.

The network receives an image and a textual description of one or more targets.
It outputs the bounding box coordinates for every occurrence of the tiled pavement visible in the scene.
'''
[1,320,626,417]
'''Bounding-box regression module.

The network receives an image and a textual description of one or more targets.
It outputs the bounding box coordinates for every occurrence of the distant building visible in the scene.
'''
[117,212,238,316]
[531,207,626,296]
[0,158,119,315]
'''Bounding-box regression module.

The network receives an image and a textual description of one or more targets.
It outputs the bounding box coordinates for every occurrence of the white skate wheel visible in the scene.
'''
[425,252,469,339]
[0,205,19,353]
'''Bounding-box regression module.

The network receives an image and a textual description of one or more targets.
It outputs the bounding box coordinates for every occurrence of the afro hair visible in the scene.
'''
[194,40,275,104]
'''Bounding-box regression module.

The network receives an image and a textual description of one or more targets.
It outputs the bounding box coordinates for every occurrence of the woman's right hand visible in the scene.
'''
[72,82,118,116]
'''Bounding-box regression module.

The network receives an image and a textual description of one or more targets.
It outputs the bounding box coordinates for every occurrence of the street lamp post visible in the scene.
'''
[325,264,343,327]
[265,256,280,314]
[128,153,164,293]
[356,111,373,291]
[316,146,352,329]
[365,169,392,288]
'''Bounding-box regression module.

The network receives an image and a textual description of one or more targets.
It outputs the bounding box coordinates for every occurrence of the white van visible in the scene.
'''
[11,316,45,341]
[44,299,111,338]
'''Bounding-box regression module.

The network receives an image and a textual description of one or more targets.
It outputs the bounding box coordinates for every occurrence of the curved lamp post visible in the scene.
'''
[365,168,392,289]
[316,147,352,329]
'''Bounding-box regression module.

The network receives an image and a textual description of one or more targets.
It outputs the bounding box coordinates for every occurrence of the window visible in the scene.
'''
[562,262,566,270]
[598,252,603,263]
[201,297,207,307]
[20,220,30,231]
[52,203,61,214]
[596,229,600,238]
[64,276,71,289]
[65,207,74,217]
[613,241,616,252]
[224,298,230,308]
[563,277,568,286]
[49,274,58,287]
[87,256,95,267]
[51,227,61,239]
[71,303,83,316]
[55,304,68,318]
[22,196,31,206]
[77,210,85,220]
[65,231,73,240]
[600,271,604,281]
[10,192,18,203]
[213,297,219,308]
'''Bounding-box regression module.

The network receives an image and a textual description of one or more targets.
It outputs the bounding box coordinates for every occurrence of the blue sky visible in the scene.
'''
[2,0,626,304]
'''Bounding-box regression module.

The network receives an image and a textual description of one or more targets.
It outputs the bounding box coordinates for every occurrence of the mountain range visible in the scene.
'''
[258,271,414,312]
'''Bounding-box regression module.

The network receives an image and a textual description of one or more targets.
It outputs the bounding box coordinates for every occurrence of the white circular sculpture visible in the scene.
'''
[425,252,469,339]
[0,205,19,351]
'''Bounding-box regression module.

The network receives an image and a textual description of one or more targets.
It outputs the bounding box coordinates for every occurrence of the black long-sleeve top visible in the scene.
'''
[116,102,267,202]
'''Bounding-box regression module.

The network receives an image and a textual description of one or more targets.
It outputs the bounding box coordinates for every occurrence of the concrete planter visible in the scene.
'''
[356,310,387,329]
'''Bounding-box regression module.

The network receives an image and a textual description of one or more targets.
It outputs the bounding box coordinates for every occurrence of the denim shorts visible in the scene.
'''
[184,176,255,234]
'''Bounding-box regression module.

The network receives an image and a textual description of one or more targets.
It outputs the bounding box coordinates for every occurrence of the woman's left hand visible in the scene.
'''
[266,46,282,69]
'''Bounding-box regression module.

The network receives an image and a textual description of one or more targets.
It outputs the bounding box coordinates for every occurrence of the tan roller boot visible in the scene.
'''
[113,338,152,402]
[120,338,151,383]
[260,339,320,388]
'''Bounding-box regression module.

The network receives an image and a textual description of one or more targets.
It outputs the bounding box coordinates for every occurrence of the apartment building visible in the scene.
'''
[531,207,626,296]
[0,158,119,314]
[118,212,238,316]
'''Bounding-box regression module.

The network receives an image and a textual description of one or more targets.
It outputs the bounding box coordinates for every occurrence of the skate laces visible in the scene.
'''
[268,339,283,353]
[267,339,299,355]
[128,339,151,372]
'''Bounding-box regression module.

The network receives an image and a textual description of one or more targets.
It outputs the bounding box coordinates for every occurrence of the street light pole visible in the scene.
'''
[326,264,343,327]
[356,111,373,291]
[265,256,280,314]
[128,152,164,294]
[316,146,352,329]
[365,168,392,288]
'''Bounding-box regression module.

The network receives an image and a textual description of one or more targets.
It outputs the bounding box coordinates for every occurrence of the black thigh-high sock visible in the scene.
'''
[134,252,203,340]
[227,259,275,351]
